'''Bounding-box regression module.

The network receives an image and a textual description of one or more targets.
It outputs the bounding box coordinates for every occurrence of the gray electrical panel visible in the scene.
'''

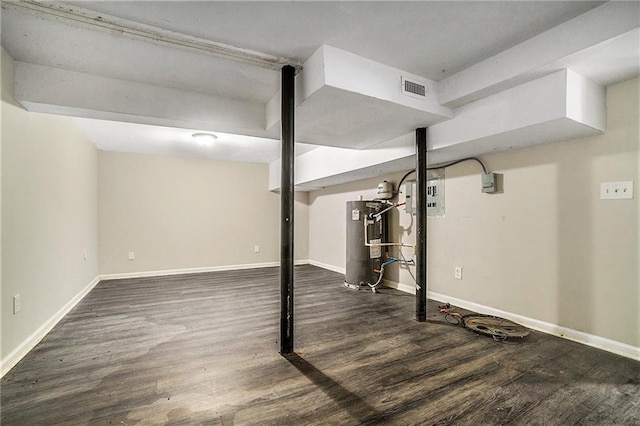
[405,168,445,217]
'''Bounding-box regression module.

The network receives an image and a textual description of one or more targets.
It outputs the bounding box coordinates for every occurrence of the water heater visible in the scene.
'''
[345,200,387,288]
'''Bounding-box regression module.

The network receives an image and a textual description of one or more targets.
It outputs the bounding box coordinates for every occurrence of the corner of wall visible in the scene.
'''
[2,48,100,374]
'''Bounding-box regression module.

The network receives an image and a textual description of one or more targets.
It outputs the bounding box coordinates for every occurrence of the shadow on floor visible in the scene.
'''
[283,352,383,423]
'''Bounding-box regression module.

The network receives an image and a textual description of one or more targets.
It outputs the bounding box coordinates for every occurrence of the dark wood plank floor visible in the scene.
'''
[2,265,639,425]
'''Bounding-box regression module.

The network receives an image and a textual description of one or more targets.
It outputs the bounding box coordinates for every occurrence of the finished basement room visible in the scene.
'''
[1,1,639,424]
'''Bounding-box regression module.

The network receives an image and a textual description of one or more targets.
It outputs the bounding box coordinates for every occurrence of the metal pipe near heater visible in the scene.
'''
[415,128,428,322]
[280,65,295,354]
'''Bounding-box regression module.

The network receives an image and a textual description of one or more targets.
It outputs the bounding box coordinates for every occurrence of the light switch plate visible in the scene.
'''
[601,181,633,199]
[13,294,21,314]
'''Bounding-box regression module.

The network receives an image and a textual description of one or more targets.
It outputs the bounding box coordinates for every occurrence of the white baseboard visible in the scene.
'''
[1,261,315,378]
[384,279,639,361]
[99,260,310,281]
[383,279,416,294]
[308,260,345,275]
[1,276,101,378]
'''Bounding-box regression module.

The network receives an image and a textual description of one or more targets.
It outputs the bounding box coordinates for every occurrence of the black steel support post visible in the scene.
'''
[415,128,428,322]
[280,65,295,354]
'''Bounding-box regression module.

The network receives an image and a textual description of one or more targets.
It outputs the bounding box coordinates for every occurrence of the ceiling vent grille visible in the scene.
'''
[401,76,427,99]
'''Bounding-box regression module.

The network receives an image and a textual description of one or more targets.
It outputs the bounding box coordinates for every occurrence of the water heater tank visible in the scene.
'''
[345,200,387,288]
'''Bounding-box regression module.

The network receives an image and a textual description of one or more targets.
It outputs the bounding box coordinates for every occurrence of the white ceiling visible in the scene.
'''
[63,1,605,80]
[1,1,625,164]
[71,118,317,163]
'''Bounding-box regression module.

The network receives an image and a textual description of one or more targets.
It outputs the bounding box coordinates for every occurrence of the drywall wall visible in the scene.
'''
[309,76,639,350]
[1,49,99,363]
[98,151,309,275]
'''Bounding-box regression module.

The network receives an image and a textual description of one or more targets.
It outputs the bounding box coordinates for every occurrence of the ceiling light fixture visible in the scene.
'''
[192,132,218,143]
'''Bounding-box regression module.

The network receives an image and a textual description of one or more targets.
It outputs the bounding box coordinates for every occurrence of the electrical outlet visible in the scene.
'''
[455,267,463,280]
[601,181,633,199]
[83,249,88,261]
[13,294,21,314]
[254,245,260,253]
[128,251,135,260]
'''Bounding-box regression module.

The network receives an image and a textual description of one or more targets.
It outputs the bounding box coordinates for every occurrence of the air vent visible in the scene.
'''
[401,76,427,99]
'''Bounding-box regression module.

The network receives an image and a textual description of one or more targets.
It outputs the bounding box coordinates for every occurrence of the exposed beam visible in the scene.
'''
[2,0,303,72]
[280,65,296,355]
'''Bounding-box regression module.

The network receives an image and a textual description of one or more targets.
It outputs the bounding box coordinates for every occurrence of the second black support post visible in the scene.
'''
[415,127,427,322]
[280,65,296,354]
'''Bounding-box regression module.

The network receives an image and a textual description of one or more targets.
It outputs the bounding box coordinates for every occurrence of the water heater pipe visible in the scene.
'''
[363,218,416,254]
[371,202,406,219]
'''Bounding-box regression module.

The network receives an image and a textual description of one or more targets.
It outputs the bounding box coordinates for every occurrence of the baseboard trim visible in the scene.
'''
[383,279,416,294]
[99,260,310,281]
[1,261,316,378]
[308,260,345,275]
[1,275,101,378]
[384,279,638,361]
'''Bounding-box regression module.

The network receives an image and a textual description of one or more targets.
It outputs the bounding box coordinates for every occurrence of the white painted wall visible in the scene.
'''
[98,151,309,275]
[1,49,99,364]
[1,49,310,373]
[309,76,639,351]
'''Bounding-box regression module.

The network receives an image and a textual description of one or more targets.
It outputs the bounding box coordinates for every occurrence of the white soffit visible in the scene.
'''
[14,61,272,139]
[269,133,416,191]
[267,45,453,149]
[428,69,605,162]
[0,6,283,104]
[273,69,606,191]
[3,1,635,168]
[437,1,640,108]
[552,28,640,86]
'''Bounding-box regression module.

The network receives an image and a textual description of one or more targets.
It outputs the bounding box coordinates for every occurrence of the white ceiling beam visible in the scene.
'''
[269,133,416,191]
[437,1,639,108]
[270,69,606,190]
[2,0,303,72]
[429,69,604,164]
[14,62,272,138]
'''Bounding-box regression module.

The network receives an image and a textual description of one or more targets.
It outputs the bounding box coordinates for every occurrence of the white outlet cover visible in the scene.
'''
[601,181,633,199]
[455,267,463,280]
[13,294,21,314]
